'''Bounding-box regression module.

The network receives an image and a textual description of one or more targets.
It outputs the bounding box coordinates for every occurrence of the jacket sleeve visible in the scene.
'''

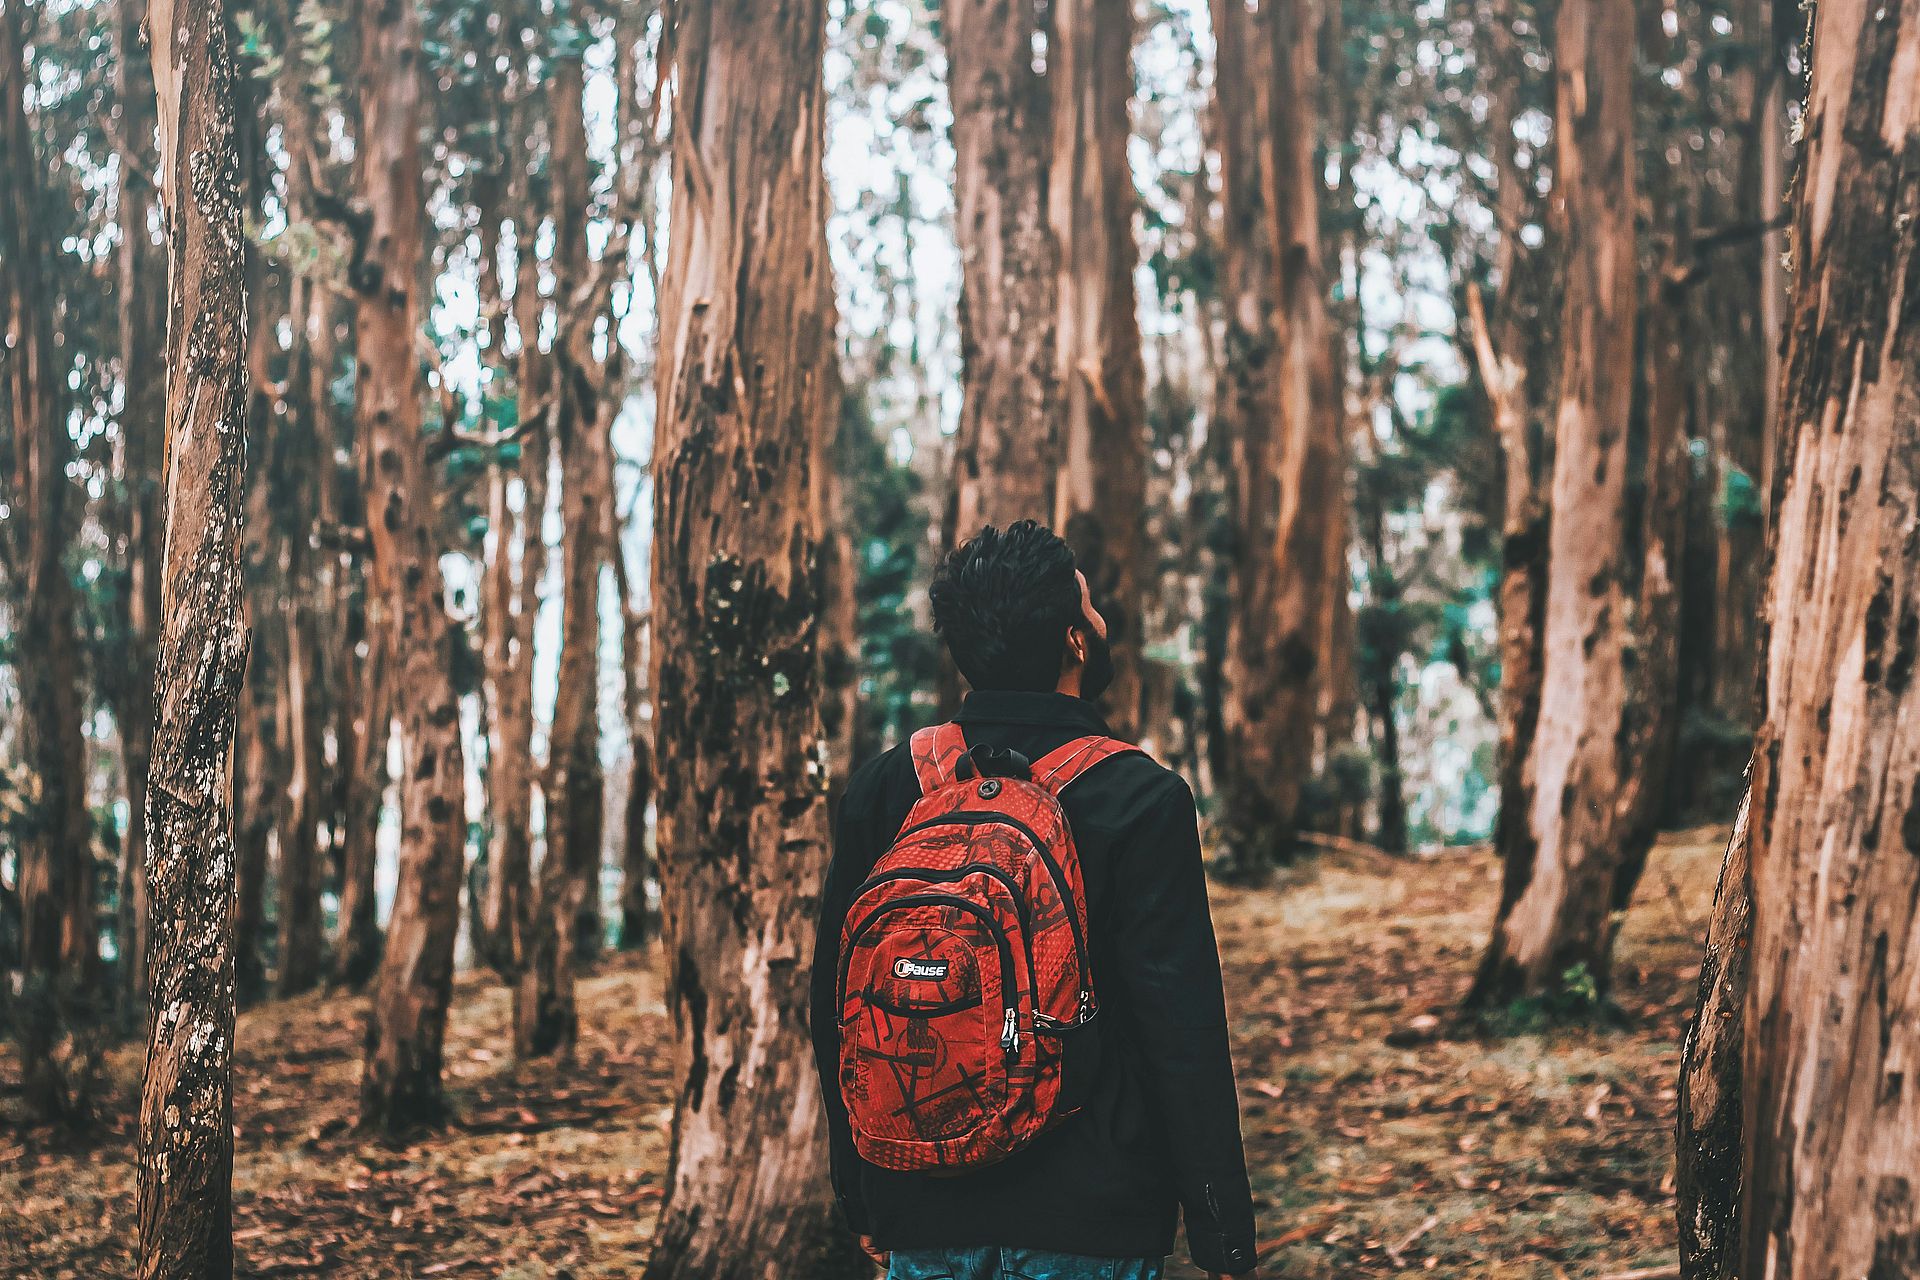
[1104,774,1259,1275]
[809,755,894,1236]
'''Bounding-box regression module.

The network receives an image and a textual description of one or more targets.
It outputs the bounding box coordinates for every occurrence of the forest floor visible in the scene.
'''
[1,827,1726,1280]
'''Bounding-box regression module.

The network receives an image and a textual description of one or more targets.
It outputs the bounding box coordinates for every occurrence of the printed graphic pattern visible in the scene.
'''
[838,724,1141,1170]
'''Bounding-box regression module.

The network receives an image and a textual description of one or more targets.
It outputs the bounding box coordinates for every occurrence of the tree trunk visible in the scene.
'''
[353,0,469,1135]
[137,0,249,1268]
[641,1,854,1274]
[331,610,389,990]
[1676,787,1752,1280]
[941,0,1062,540]
[112,0,168,1021]
[1467,0,1554,990]
[1666,0,1788,823]
[272,112,335,998]
[515,47,604,1059]
[230,658,277,1007]
[0,0,101,1122]
[478,66,549,984]
[1213,0,1340,872]
[1730,2,1920,1271]
[1050,0,1148,738]
[1468,0,1645,1006]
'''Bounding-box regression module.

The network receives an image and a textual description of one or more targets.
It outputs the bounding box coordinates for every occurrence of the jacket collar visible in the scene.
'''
[954,689,1112,736]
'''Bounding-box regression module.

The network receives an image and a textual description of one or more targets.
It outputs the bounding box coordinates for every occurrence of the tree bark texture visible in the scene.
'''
[1214,0,1342,871]
[642,1,852,1274]
[353,0,468,1135]
[476,77,549,985]
[137,0,249,1269]
[1468,0,1555,957]
[941,0,1062,540]
[1049,0,1148,739]
[112,0,168,1019]
[1734,2,1920,1272]
[516,47,606,1059]
[1469,0,1648,1004]
[1676,787,1752,1280]
[332,609,390,990]
[0,0,101,1121]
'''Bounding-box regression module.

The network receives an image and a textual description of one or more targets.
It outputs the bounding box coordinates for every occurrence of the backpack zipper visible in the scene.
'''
[853,863,1036,995]
[839,892,1021,1058]
[892,809,1095,1022]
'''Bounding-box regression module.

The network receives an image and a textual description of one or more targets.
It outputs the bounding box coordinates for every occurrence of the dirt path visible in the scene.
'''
[1,830,1724,1278]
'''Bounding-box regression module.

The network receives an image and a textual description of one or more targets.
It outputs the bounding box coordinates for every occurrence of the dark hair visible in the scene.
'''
[928,521,1082,692]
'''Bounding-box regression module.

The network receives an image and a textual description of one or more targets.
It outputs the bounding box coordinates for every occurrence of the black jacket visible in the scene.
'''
[809,690,1258,1274]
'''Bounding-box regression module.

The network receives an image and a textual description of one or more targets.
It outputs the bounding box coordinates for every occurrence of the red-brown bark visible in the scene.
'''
[1,0,101,1121]
[352,0,469,1135]
[137,0,250,1267]
[641,1,851,1273]
[1050,0,1149,738]
[1726,2,1920,1271]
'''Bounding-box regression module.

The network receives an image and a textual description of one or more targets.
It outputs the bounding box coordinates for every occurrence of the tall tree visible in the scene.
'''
[1467,0,1652,1003]
[940,0,1061,539]
[1694,0,1920,1271]
[1049,0,1148,738]
[1212,0,1342,871]
[1665,0,1793,822]
[642,0,850,1273]
[110,0,168,1019]
[516,34,607,1059]
[352,0,469,1134]
[0,0,100,1121]
[475,25,547,986]
[137,0,249,1267]
[1466,0,1554,926]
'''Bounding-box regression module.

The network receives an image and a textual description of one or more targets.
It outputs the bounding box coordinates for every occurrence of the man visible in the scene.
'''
[810,521,1260,1280]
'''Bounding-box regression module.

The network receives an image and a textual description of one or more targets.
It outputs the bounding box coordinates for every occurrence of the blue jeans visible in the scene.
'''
[888,1246,1164,1280]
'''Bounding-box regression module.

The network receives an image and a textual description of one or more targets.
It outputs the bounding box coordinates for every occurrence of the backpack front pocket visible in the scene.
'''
[839,897,1021,1150]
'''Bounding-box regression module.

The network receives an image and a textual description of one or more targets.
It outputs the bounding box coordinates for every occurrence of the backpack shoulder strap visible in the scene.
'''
[908,722,970,794]
[1030,735,1146,796]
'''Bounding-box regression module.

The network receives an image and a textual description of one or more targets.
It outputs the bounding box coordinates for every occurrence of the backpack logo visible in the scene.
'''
[893,957,950,981]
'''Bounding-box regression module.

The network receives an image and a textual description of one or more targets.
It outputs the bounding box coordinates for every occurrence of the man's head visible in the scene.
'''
[928,521,1114,699]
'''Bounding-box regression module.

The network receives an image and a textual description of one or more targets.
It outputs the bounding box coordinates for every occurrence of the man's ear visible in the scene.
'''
[1065,624,1088,666]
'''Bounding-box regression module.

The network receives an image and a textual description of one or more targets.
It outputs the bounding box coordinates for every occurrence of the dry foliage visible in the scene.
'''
[2,830,1723,1278]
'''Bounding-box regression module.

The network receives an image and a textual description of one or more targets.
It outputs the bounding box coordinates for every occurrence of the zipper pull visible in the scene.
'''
[1001,1008,1019,1055]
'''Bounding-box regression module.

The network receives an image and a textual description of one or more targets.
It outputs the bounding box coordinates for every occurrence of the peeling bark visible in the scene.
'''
[1469,0,1650,1005]
[641,1,852,1274]
[1731,2,1920,1271]
[1677,788,1752,1280]
[137,0,250,1268]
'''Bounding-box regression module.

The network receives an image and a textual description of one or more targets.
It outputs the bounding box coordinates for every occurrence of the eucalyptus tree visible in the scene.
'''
[644,0,852,1270]
[0,0,100,1123]
[1679,1,1920,1272]
[352,0,470,1134]
[138,0,250,1266]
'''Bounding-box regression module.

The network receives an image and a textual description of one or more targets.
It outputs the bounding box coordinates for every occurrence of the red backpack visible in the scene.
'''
[835,722,1141,1172]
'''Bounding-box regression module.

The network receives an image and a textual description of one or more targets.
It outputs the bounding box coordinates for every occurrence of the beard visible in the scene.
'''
[1079,624,1116,702]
